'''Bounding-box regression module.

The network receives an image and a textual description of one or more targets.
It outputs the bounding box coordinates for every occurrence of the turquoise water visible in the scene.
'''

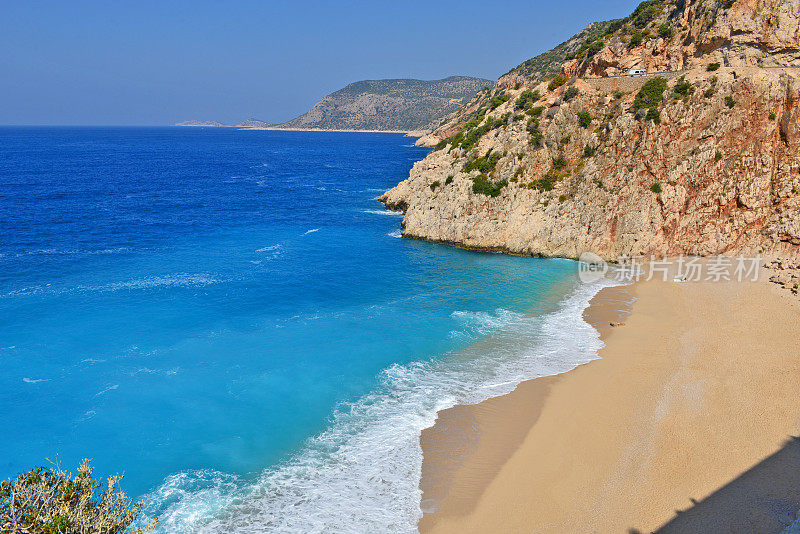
[0,127,611,532]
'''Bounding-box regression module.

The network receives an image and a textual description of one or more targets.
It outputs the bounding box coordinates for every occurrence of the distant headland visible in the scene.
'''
[175,76,493,133]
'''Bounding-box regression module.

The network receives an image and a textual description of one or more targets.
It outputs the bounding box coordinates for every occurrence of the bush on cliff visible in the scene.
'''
[472,174,508,197]
[463,150,502,175]
[628,30,644,49]
[489,93,510,110]
[549,75,568,91]
[633,77,668,112]
[0,460,157,534]
[671,76,694,99]
[532,177,554,191]
[515,90,540,110]
[585,40,605,58]
[527,118,544,147]
[527,106,544,117]
[444,114,506,152]
[629,0,660,28]
[577,111,592,128]
[562,87,579,102]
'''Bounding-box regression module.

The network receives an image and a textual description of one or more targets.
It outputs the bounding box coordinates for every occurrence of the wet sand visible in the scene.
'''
[419,276,800,533]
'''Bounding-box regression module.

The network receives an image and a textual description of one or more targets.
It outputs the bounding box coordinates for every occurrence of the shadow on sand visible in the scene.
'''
[630,436,800,534]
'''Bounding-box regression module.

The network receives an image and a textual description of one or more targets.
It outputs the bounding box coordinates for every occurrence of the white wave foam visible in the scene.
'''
[450,308,527,336]
[143,276,622,533]
[16,247,132,257]
[388,229,402,239]
[94,275,219,292]
[302,228,320,236]
[1,273,220,299]
[255,244,281,253]
[132,367,179,376]
[363,209,403,216]
[22,377,49,384]
[95,384,119,396]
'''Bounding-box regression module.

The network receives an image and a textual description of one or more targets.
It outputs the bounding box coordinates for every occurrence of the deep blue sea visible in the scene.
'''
[0,127,612,532]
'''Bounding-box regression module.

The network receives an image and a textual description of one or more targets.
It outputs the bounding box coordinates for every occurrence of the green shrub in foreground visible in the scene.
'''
[0,460,157,534]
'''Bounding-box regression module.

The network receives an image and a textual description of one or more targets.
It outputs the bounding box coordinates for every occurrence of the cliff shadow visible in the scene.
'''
[632,436,800,534]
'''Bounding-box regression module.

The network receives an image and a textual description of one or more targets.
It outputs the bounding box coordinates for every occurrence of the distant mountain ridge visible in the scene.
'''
[237,118,273,128]
[273,76,493,132]
[174,120,228,127]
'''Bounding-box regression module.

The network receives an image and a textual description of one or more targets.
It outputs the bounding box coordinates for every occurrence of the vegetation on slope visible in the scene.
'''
[508,20,618,80]
[279,76,494,131]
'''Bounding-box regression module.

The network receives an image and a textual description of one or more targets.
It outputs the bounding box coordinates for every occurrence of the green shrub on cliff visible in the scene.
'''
[577,111,592,128]
[633,77,668,111]
[549,75,568,91]
[562,87,579,102]
[672,76,694,98]
[444,114,507,152]
[532,177,554,191]
[472,174,508,197]
[650,182,662,194]
[0,460,157,534]
[527,118,544,147]
[515,90,540,110]
[527,106,544,117]
[585,40,605,58]
[628,30,644,48]
[489,93,510,110]
[463,150,501,175]
[630,0,660,28]
[707,62,721,71]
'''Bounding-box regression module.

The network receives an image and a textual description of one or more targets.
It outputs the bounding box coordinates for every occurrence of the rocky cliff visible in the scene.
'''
[381,0,800,267]
[276,76,492,132]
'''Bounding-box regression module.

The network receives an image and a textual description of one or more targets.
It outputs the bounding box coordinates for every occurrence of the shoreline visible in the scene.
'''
[238,127,425,136]
[419,274,800,532]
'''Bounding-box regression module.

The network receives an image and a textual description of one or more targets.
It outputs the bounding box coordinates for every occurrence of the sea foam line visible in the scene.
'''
[142,275,621,533]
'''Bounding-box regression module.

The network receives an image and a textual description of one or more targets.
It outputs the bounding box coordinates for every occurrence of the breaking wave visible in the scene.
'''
[142,276,620,533]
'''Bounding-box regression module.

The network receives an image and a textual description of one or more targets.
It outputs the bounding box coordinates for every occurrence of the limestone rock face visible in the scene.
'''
[381,0,800,262]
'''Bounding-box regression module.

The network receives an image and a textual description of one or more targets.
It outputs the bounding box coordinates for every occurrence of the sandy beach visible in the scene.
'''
[420,273,800,533]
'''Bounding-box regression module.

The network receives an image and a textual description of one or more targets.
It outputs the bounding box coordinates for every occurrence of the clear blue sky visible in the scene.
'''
[1,0,640,125]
